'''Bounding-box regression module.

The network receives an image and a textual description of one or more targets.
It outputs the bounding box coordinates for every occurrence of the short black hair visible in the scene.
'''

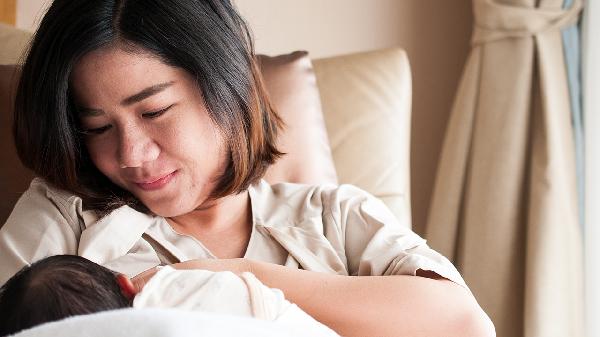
[14,0,283,215]
[0,255,130,336]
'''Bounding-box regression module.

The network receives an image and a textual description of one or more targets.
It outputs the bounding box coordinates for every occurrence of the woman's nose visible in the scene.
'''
[117,127,160,168]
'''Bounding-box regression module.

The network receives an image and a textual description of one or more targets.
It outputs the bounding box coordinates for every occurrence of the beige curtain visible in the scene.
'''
[425,1,583,337]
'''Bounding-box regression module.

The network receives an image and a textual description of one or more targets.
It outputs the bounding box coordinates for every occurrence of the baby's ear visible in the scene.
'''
[116,274,138,299]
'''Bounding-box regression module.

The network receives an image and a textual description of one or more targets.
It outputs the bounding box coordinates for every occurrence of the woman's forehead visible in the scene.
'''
[70,46,185,105]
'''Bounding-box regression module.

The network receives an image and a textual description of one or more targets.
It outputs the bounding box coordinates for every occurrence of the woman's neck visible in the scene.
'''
[166,190,253,258]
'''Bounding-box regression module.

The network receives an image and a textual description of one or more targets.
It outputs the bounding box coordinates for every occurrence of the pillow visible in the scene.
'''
[258,51,338,186]
[0,23,30,65]
[312,49,413,227]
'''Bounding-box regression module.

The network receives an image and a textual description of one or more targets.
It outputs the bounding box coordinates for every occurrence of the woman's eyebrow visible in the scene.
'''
[120,81,175,106]
[77,81,176,117]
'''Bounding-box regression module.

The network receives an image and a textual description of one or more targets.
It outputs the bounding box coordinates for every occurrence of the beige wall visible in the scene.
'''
[16,0,473,235]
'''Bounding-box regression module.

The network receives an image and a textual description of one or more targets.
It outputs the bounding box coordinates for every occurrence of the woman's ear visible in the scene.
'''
[116,273,138,299]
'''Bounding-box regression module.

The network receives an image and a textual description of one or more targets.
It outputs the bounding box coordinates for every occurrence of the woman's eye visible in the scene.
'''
[142,104,174,119]
[80,125,112,135]
[79,104,174,135]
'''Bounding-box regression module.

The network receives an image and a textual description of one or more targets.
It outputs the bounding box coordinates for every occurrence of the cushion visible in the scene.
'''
[313,49,413,227]
[259,51,338,186]
[0,23,30,65]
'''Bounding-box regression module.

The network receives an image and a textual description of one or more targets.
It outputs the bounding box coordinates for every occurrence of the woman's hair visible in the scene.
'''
[14,0,283,214]
[0,255,130,336]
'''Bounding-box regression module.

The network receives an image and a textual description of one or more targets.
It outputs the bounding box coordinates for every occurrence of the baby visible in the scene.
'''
[0,255,338,336]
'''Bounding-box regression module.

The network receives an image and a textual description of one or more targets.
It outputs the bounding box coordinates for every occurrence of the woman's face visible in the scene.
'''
[71,46,227,217]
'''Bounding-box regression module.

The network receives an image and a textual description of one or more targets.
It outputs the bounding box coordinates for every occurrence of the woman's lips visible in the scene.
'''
[134,171,177,191]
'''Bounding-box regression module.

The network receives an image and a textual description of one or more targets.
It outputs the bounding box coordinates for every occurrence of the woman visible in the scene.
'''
[0,0,495,336]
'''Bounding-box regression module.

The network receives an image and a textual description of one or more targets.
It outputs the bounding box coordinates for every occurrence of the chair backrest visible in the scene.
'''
[0,24,412,228]
[0,23,34,224]
[314,49,412,227]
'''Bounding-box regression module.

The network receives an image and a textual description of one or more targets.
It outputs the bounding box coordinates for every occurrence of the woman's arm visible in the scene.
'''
[133,259,495,337]
[250,260,495,337]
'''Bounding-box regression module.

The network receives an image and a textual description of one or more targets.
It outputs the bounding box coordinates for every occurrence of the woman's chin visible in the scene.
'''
[146,203,188,218]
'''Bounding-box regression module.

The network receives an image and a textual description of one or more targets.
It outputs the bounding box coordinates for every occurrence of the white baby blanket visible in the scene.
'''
[10,308,332,337]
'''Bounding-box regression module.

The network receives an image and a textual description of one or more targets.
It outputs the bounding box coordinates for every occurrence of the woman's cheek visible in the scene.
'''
[86,138,119,178]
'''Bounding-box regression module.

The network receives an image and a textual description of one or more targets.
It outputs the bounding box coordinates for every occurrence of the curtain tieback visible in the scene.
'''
[472,0,583,45]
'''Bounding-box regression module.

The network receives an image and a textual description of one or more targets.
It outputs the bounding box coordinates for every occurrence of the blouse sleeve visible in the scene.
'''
[0,179,81,285]
[325,184,467,288]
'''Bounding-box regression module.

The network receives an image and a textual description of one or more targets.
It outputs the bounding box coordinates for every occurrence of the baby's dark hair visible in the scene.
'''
[0,255,131,336]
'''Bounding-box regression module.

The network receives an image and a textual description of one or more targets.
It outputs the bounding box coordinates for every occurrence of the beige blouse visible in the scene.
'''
[0,178,466,289]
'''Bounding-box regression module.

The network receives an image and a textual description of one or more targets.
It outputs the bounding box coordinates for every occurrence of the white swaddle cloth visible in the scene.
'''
[132,266,339,336]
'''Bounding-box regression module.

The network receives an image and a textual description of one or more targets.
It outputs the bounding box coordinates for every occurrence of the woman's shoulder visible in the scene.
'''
[250,179,377,213]
[248,179,382,230]
[251,179,372,201]
[25,177,82,203]
[6,177,85,227]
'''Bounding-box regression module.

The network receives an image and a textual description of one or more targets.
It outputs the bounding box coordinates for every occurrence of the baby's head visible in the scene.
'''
[0,255,137,336]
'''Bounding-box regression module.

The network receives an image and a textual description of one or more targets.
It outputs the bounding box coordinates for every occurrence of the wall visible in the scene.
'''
[15,0,473,235]
[0,0,16,25]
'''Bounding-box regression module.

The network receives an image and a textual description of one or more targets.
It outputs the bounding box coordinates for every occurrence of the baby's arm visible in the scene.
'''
[133,266,338,336]
[132,266,254,317]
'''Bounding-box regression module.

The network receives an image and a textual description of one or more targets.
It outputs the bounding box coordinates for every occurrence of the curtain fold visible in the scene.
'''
[425,1,583,336]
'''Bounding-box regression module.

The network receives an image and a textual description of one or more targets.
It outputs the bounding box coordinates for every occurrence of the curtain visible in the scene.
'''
[425,0,583,336]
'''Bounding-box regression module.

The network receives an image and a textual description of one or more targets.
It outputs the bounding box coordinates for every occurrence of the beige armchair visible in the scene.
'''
[0,23,412,228]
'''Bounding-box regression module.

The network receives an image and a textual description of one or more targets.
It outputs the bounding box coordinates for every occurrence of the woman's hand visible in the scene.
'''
[131,258,254,292]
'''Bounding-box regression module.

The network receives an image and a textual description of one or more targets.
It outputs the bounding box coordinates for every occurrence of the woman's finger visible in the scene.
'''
[171,258,251,274]
[131,266,161,293]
